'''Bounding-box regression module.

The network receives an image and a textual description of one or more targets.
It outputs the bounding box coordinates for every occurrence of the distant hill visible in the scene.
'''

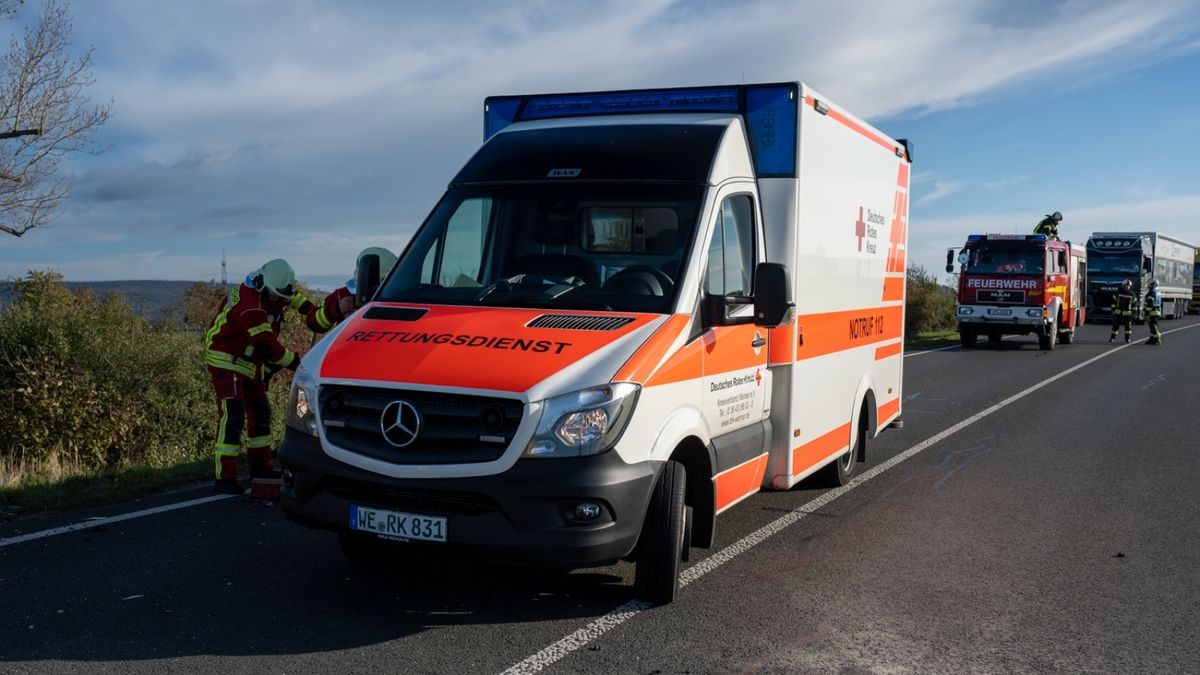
[1,278,334,320]
[0,280,206,320]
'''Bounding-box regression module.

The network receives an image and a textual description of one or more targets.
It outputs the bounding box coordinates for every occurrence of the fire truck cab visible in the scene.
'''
[947,234,1086,350]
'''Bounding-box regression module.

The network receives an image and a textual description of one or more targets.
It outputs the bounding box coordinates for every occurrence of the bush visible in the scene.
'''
[0,272,323,486]
[905,264,956,337]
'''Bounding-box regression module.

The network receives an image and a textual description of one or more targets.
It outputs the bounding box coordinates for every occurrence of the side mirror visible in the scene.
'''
[355,254,381,307]
[1143,258,1151,272]
[752,262,792,327]
[945,249,954,274]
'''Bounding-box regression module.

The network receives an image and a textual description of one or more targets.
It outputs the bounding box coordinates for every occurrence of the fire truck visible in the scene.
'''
[946,234,1087,349]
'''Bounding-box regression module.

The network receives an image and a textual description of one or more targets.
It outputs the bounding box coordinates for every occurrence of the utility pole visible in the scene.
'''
[221,249,227,288]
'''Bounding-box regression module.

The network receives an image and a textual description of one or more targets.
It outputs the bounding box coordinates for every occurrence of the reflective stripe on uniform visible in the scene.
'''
[271,349,297,368]
[247,322,273,337]
[205,350,256,377]
[315,306,334,331]
[246,435,272,449]
[289,293,311,311]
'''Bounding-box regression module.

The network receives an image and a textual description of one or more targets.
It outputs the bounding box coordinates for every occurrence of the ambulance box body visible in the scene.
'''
[279,83,911,604]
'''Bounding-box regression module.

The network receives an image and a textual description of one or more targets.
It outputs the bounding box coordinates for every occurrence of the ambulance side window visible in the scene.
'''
[706,195,756,296]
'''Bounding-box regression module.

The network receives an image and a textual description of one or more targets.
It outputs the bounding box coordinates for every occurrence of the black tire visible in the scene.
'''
[1060,327,1073,344]
[634,461,687,605]
[1038,319,1057,350]
[820,407,867,487]
[959,327,977,348]
[987,331,1002,344]
[338,531,387,564]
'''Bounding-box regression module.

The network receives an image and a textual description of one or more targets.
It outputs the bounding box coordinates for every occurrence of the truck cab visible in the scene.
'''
[948,234,1086,349]
[1085,234,1152,321]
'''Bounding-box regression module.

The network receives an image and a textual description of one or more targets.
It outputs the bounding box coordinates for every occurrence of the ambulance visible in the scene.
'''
[278,82,912,604]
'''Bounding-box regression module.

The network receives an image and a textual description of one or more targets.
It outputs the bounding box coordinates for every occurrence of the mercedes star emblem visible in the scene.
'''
[379,400,422,448]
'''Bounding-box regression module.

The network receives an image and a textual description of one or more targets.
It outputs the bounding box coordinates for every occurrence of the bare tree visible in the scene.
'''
[0,0,110,237]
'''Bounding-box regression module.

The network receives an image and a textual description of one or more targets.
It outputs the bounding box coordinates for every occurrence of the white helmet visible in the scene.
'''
[347,247,397,293]
[247,258,297,299]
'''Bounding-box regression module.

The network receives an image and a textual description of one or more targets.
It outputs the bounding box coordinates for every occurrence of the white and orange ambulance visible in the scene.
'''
[279,82,911,604]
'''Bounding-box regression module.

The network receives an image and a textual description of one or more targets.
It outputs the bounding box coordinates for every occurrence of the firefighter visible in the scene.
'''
[1033,211,1063,239]
[1145,279,1163,345]
[1109,279,1136,344]
[305,247,397,333]
[205,259,318,494]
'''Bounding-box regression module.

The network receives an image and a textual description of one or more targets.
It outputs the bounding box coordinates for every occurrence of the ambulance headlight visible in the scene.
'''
[285,365,319,437]
[523,383,640,458]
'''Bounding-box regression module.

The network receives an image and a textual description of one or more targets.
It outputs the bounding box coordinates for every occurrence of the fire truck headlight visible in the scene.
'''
[285,365,319,437]
[958,306,974,316]
[523,383,640,458]
[1027,308,1042,318]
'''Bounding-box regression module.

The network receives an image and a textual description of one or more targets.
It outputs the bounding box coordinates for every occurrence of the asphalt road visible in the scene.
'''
[3,317,1199,673]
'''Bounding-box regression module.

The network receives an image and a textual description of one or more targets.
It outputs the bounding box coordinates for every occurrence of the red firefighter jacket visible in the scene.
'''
[306,286,353,333]
[204,283,314,378]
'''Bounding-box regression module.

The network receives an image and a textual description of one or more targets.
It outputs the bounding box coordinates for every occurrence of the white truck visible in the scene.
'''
[1086,232,1197,321]
[279,82,911,604]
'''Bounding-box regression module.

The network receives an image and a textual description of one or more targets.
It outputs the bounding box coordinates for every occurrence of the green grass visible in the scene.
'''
[906,330,958,351]
[0,459,211,522]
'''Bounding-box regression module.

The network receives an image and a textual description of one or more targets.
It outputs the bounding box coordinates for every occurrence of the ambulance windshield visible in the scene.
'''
[377,183,704,314]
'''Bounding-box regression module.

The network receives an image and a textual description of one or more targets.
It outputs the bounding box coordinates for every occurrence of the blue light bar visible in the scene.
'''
[482,83,801,178]
[745,85,797,176]
[484,97,522,141]
[520,87,740,121]
[967,235,983,241]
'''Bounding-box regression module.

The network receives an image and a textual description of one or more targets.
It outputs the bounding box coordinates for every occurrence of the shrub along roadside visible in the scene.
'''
[0,271,316,517]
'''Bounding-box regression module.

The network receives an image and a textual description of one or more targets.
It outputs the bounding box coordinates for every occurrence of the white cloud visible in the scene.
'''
[916,180,965,206]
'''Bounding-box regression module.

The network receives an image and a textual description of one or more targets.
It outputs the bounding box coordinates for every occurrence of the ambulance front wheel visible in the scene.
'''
[634,460,687,605]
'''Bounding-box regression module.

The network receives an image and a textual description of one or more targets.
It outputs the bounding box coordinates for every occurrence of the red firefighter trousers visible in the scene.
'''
[209,366,274,480]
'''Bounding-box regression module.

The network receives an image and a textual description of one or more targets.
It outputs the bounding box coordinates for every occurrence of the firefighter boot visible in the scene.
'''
[213,455,244,495]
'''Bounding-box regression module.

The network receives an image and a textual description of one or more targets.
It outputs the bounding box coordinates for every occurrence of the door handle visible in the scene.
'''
[751,337,767,348]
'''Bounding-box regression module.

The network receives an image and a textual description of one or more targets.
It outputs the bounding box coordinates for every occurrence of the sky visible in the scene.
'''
[0,0,1198,289]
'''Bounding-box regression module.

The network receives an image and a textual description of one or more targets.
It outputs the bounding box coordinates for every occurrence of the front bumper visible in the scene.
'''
[957,305,1049,334]
[277,428,660,568]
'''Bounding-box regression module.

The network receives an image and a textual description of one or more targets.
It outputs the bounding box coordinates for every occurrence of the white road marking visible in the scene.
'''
[0,494,235,547]
[904,344,959,357]
[500,321,1200,675]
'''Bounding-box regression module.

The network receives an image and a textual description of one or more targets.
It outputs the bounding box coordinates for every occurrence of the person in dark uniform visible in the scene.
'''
[1145,280,1162,345]
[1033,211,1063,239]
[1109,279,1136,344]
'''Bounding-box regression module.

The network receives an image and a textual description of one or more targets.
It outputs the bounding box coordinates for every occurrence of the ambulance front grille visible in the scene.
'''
[527,314,635,331]
[319,385,522,464]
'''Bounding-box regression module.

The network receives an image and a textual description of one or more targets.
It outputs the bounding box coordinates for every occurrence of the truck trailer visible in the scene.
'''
[947,234,1087,350]
[1086,232,1196,321]
[277,82,912,604]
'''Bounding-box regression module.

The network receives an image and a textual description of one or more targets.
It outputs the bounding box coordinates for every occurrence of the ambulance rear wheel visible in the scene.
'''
[634,461,687,605]
[959,328,977,348]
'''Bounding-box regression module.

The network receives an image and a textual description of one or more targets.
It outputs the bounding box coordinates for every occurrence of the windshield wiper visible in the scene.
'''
[498,297,615,312]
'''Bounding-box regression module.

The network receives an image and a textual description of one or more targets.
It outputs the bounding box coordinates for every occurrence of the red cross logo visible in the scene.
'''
[855,207,866,252]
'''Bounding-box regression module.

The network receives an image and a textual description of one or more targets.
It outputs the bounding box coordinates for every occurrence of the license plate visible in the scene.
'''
[987,308,1012,316]
[349,504,447,543]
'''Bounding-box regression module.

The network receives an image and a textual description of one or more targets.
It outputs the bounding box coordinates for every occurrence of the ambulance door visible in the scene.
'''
[699,187,771,503]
